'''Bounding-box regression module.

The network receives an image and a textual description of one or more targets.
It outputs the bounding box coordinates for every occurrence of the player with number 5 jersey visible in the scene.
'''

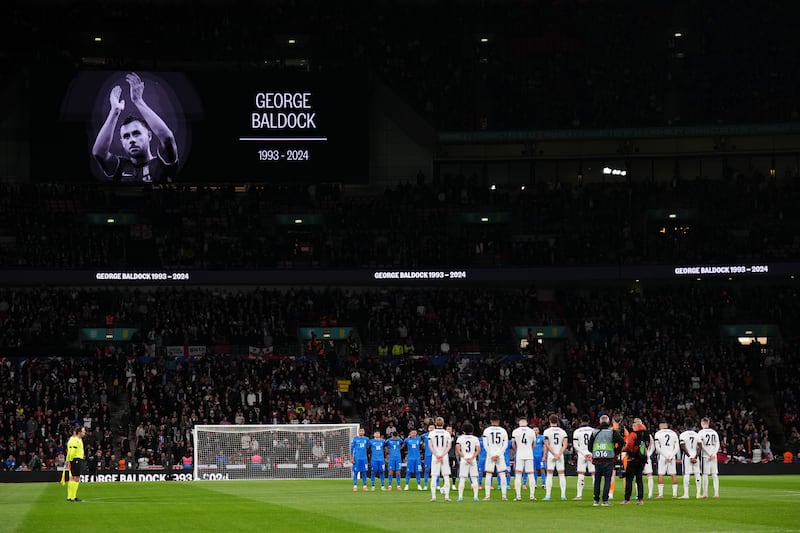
[542,414,568,501]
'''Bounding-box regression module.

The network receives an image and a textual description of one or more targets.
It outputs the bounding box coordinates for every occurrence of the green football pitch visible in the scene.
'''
[3,475,799,532]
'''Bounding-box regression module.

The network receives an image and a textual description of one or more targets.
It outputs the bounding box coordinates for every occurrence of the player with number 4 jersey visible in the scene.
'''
[511,417,537,501]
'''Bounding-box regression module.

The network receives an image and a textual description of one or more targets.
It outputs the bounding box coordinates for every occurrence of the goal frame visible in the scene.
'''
[192,423,360,481]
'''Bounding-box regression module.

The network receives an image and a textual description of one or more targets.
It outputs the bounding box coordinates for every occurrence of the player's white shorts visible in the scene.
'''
[514,458,535,474]
[700,455,718,475]
[459,459,479,479]
[682,457,700,476]
[575,454,595,475]
[643,459,653,476]
[658,455,677,475]
[484,455,508,473]
[431,457,451,478]
[546,455,565,472]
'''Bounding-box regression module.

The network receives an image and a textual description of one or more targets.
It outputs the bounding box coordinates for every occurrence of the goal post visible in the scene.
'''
[192,424,360,480]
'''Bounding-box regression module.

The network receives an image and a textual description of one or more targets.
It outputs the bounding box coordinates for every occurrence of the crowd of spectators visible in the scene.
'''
[7,1,800,130]
[4,0,800,475]
[1,280,799,471]
[3,172,800,270]
[0,356,118,472]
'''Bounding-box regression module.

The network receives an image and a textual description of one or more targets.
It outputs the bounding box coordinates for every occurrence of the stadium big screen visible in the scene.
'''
[32,69,368,183]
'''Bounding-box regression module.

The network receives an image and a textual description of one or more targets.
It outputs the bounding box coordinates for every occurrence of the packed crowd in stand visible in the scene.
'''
[3,0,800,475]
[1,281,798,471]
[2,173,800,270]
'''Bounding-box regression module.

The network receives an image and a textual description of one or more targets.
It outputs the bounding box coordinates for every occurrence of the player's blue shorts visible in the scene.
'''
[424,456,432,470]
[406,461,421,473]
[370,461,385,473]
[534,455,544,470]
[353,459,368,473]
[387,458,401,471]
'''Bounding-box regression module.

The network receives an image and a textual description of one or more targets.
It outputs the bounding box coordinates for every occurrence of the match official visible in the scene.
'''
[586,414,624,506]
[66,425,87,502]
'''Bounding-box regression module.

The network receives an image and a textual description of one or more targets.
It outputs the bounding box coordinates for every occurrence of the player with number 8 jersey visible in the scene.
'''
[571,415,595,500]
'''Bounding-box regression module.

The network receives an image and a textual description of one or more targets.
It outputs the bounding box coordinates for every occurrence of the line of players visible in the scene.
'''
[350,413,721,502]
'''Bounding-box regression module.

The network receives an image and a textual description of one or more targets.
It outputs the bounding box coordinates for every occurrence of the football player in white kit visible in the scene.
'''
[640,427,656,500]
[455,421,481,502]
[482,413,509,500]
[678,418,701,499]
[511,417,537,501]
[696,417,720,498]
[427,417,452,502]
[654,421,680,498]
[571,414,595,500]
[542,414,568,501]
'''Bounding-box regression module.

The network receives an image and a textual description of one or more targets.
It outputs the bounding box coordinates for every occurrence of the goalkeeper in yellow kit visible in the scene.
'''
[66,426,87,502]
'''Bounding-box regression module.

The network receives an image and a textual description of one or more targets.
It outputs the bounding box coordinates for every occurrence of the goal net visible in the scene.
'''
[192,424,359,480]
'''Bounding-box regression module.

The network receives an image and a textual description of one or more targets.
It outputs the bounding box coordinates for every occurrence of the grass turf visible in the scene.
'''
[3,475,799,532]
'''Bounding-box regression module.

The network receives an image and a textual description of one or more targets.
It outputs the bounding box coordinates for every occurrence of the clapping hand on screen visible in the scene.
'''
[126,72,145,104]
[109,85,125,112]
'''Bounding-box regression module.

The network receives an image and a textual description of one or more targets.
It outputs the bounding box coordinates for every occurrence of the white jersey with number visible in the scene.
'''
[511,426,536,460]
[482,425,509,473]
[697,428,720,458]
[697,428,720,475]
[572,425,596,475]
[428,428,452,461]
[679,430,699,460]
[543,426,567,456]
[428,428,452,477]
[456,434,480,478]
[654,428,679,475]
[654,429,680,459]
[483,425,509,458]
[679,429,700,475]
[456,434,480,460]
[572,425,594,456]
